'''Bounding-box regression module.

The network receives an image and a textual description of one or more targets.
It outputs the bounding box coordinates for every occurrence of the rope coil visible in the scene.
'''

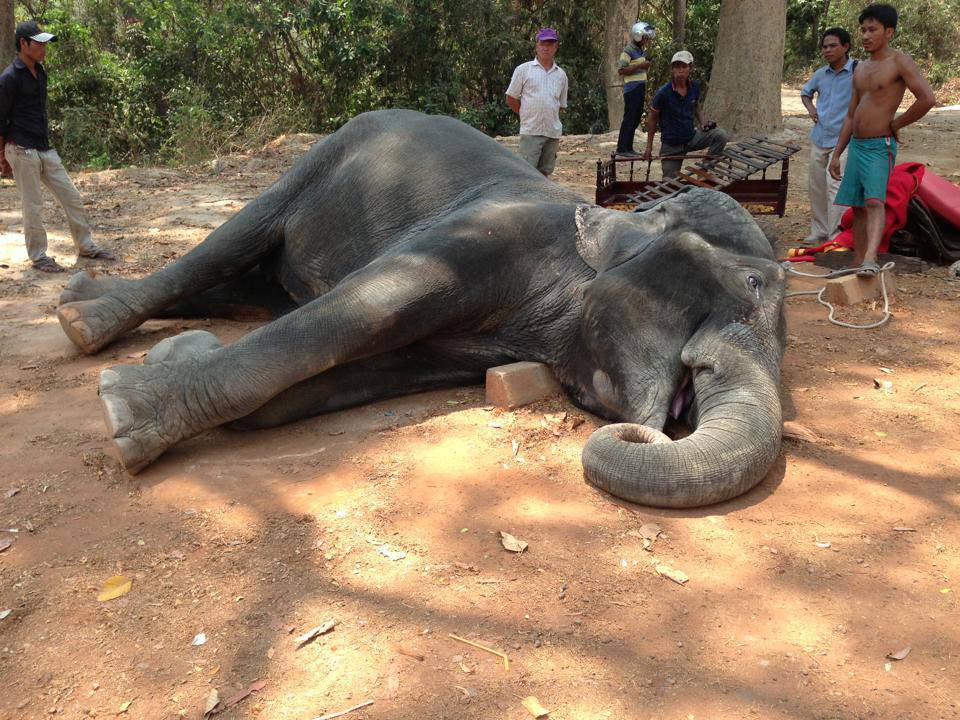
[781,260,895,329]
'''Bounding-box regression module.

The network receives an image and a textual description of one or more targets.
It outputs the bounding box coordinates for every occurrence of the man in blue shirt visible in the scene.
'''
[642,51,727,178]
[801,27,857,244]
[0,21,115,272]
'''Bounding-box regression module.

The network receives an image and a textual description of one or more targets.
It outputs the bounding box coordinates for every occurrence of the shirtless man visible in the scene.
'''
[829,3,935,276]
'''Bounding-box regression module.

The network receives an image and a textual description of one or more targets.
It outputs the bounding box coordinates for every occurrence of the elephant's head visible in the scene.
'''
[570,188,786,508]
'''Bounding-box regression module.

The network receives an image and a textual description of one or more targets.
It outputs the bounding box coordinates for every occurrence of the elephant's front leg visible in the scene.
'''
[98,256,469,472]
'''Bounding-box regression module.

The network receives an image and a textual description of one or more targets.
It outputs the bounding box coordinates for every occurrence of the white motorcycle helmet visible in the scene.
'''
[631,21,656,44]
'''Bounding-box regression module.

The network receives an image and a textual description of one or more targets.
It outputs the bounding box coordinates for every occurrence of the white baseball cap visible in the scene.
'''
[671,50,694,65]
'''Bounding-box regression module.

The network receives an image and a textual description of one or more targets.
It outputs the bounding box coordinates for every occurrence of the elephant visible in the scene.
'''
[56,109,786,508]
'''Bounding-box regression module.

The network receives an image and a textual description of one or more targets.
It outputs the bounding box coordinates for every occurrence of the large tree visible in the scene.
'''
[704,0,787,136]
[602,0,638,130]
[0,0,13,67]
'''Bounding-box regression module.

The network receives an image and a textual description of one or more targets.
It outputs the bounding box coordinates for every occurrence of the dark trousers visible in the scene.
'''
[616,83,646,153]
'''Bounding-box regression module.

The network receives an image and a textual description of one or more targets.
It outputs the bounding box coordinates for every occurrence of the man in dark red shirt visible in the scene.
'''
[0,20,116,272]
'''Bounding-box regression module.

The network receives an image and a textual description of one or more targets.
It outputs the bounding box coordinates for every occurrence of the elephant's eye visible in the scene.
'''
[746,274,762,291]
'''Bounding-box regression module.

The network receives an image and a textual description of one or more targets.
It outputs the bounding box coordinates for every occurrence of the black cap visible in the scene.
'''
[15,20,57,44]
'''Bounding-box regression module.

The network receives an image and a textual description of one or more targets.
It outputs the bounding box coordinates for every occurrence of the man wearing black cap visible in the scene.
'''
[0,20,115,272]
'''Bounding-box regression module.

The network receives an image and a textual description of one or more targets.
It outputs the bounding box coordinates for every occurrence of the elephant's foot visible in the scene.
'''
[99,361,208,473]
[59,270,131,306]
[145,330,224,364]
[58,296,144,354]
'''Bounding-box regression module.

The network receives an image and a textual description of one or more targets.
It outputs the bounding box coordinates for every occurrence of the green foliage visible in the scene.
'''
[12,0,960,167]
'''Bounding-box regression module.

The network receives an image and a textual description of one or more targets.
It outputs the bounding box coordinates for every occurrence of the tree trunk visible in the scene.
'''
[602,0,638,130]
[673,0,686,48]
[704,0,787,136]
[0,0,14,67]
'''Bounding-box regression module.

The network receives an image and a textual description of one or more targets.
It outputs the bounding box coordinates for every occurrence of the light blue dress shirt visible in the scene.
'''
[801,58,857,149]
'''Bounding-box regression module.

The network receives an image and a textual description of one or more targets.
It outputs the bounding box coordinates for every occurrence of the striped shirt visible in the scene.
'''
[506,59,568,139]
[618,41,647,93]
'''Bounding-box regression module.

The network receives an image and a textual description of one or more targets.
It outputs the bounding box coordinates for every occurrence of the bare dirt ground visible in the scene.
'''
[1,89,959,720]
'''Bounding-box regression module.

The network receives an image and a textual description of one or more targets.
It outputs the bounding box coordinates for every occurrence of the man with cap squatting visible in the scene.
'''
[643,50,728,179]
[800,27,857,245]
[0,20,116,273]
[615,21,655,158]
[506,27,569,177]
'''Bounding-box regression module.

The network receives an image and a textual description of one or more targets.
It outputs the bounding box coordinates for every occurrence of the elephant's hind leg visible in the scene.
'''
[59,202,285,354]
[60,266,296,321]
[230,350,484,430]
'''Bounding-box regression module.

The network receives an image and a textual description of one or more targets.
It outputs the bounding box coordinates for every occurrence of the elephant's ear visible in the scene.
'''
[574,203,675,272]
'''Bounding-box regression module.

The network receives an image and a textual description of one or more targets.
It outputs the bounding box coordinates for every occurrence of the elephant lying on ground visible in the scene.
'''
[57,109,786,508]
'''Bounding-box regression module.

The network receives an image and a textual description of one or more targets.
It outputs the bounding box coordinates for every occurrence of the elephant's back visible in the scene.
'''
[274,110,580,299]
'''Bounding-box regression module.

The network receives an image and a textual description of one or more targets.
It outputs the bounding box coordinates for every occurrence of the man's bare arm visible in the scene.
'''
[801,94,819,123]
[506,94,521,115]
[693,102,706,129]
[829,82,860,180]
[642,107,660,159]
[891,52,936,139]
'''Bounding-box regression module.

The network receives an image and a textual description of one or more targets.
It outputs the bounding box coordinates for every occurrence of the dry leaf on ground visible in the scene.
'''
[500,531,528,553]
[220,680,267,711]
[0,538,12,553]
[97,575,132,602]
[782,421,823,443]
[202,689,220,718]
[295,620,337,648]
[117,699,134,713]
[886,646,912,661]
[522,696,550,717]
[639,523,662,550]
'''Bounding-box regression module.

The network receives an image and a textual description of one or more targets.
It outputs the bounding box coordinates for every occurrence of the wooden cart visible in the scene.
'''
[595,135,801,216]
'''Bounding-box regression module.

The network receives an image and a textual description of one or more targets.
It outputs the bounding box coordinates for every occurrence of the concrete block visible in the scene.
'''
[485,361,563,409]
[823,271,896,306]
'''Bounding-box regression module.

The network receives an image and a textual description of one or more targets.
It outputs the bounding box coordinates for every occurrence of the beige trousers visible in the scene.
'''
[4,143,97,262]
[808,143,847,241]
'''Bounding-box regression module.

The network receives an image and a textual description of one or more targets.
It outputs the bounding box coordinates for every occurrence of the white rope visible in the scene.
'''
[781,260,895,329]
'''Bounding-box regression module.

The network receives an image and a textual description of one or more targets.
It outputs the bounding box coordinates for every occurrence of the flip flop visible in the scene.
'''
[79,248,117,261]
[33,257,66,273]
[856,259,881,277]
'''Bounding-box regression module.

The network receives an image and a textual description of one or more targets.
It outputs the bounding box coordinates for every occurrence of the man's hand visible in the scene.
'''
[0,158,12,179]
[641,147,653,161]
[889,119,901,143]
[809,110,819,123]
[828,156,842,181]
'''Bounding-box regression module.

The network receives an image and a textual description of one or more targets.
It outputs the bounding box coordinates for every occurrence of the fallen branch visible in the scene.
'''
[448,633,510,671]
[310,699,374,720]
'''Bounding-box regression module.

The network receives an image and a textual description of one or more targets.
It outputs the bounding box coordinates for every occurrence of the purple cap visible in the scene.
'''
[536,27,559,42]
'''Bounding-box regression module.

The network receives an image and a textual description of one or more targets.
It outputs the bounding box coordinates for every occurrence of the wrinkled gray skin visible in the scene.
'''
[57,109,786,508]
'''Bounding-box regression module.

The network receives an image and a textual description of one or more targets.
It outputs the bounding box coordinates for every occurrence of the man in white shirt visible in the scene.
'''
[506,27,569,177]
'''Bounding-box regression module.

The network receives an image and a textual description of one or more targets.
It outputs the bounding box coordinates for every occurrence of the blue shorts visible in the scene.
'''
[834,136,897,207]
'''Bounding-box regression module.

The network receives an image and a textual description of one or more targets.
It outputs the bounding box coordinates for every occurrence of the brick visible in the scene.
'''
[823,271,896,306]
[485,361,563,409]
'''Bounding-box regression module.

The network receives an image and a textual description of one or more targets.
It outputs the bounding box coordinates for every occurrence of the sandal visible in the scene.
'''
[33,257,66,273]
[855,259,881,277]
[79,247,117,261]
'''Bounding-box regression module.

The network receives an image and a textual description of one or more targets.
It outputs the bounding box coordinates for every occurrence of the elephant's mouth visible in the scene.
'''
[669,370,694,420]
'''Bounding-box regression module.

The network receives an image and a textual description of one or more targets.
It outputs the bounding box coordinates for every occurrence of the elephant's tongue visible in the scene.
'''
[669,372,693,420]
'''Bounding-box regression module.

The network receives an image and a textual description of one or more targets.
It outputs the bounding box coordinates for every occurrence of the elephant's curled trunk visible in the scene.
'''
[581,356,782,508]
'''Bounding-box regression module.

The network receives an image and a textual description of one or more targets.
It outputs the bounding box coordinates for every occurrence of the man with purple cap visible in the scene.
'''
[506,27,569,177]
[0,20,116,272]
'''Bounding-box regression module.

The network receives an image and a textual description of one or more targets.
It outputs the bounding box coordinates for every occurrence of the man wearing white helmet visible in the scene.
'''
[615,21,655,158]
[643,50,728,178]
